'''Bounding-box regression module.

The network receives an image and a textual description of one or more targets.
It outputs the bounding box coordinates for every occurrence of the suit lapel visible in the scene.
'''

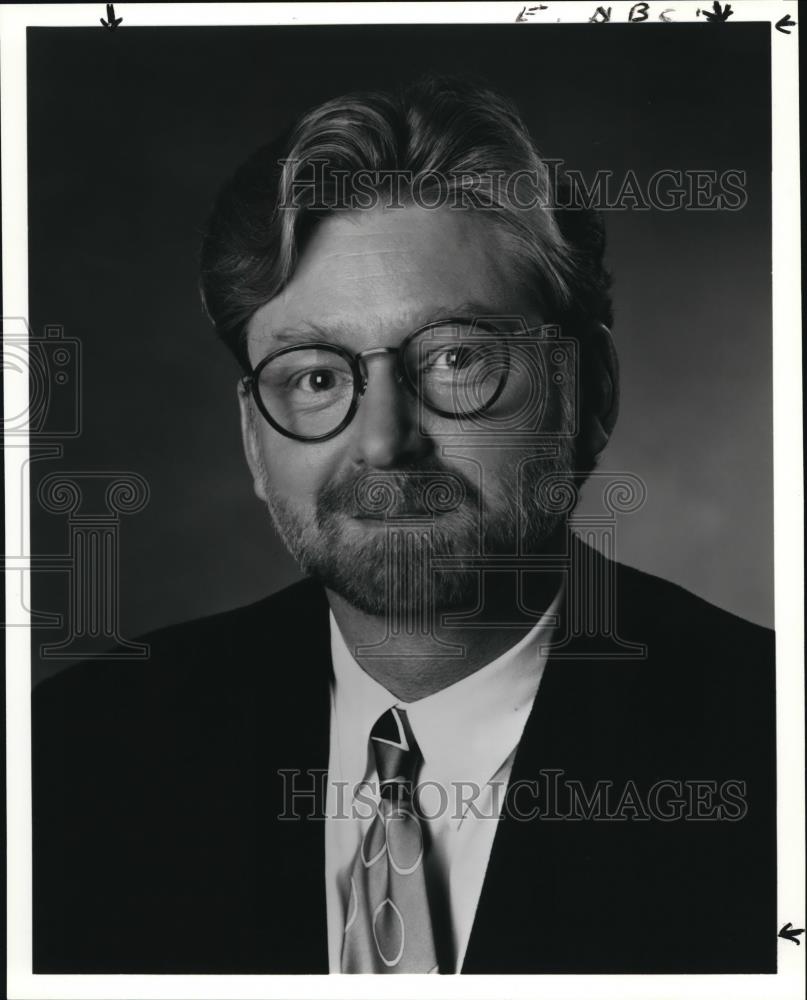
[461,639,597,972]
[462,541,639,973]
[244,582,334,972]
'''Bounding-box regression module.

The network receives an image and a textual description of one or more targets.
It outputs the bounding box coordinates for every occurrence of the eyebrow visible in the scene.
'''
[264,301,527,347]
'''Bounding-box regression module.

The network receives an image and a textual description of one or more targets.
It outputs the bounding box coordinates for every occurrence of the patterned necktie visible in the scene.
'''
[341,706,439,973]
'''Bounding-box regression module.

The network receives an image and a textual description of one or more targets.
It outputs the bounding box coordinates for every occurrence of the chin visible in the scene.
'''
[302,530,484,618]
[315,569,481,620]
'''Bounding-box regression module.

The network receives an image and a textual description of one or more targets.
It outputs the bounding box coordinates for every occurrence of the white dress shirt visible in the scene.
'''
[325,594,560,973]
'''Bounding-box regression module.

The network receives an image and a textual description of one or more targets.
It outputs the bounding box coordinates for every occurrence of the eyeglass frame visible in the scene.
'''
[240,317,514,443]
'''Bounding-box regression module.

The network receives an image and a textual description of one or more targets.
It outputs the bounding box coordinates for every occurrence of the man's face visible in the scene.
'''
[240,205,575,616]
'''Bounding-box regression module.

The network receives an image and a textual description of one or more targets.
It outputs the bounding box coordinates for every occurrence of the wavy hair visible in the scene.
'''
[200,74,612,371]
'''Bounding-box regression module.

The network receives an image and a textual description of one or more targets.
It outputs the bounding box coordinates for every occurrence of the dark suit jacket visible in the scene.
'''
[32,540,777,974]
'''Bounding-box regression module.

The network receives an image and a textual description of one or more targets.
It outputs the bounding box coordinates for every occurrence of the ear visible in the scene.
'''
[237,382,268,503]
[579,322,619,461]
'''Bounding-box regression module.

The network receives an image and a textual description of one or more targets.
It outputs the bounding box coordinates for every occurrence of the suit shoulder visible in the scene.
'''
[33,576,329,708]
[137,575,329,657]
[612,556,773,656]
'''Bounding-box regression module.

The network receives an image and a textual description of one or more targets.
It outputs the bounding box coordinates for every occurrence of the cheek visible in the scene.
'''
[474,455,513,501]
[429,446,508,500]
[255,426,341,504]
[444,445,546,505]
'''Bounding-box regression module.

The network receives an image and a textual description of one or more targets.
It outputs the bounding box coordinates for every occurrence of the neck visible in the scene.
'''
[327,532,566,701]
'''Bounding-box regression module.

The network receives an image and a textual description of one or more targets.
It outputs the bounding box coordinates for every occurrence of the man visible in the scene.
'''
[33,76,776,975]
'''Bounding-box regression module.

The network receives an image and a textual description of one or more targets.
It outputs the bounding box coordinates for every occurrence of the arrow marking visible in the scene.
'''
[779,922,805,945]
[100,3,123,31]
[702,0,733,21]
[775,14,796,34]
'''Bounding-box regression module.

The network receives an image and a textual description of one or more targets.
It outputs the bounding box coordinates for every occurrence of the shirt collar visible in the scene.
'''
[329,586,562,794]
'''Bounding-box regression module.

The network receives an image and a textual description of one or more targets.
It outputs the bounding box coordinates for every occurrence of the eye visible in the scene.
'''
[295,369,342,392]
[425,345,476,371]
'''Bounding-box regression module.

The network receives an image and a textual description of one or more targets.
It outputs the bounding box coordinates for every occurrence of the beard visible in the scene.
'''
[257,439,577,619]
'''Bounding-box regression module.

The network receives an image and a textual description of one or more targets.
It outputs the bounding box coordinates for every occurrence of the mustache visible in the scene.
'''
[316,463,482,522]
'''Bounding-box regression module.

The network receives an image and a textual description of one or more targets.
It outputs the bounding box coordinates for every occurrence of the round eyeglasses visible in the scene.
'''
[241,319,512,442]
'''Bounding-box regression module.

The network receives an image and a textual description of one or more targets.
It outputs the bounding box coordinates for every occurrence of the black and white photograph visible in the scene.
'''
[2,2,803,998]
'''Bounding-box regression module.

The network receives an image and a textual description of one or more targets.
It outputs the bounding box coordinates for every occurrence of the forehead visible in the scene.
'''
[245,205,534,357]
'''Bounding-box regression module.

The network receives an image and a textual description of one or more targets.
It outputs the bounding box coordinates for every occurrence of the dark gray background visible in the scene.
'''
[28,23,773,683]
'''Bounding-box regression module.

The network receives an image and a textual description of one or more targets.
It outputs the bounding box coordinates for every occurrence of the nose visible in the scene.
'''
[349,354,431,469]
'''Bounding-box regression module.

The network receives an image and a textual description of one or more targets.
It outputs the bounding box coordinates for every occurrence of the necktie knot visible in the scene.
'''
[370,706,421,801]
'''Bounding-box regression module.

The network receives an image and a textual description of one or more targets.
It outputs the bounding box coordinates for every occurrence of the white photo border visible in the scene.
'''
[3,2,803,999]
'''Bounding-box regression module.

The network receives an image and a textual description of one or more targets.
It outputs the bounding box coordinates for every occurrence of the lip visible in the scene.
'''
[349,508,445,521]
[342,515,390,531]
